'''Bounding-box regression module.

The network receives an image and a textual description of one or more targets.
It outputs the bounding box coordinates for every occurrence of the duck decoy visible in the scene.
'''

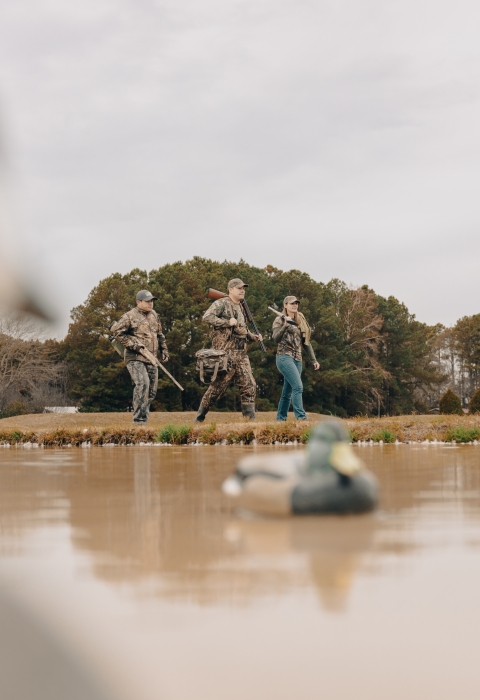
[222,421,379,516]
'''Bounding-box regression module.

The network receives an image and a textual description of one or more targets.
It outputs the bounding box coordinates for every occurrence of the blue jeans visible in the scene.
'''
[276,354,307,421]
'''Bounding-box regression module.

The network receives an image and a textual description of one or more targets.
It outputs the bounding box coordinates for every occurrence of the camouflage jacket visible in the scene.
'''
[203,298,256,353]
[111,307,168,365]
[272,316,317,364]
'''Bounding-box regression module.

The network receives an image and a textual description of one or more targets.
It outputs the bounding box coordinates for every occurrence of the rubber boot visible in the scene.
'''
[195,404,209,423]
[241,403,256,421]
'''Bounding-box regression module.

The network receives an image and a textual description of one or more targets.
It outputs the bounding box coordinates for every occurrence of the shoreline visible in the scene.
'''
[1,412,480,446]
[1,441,479,449]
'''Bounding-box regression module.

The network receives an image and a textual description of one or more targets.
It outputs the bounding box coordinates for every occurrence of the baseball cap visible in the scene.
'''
[227,278,249,289]
[136,290,157,302]
[284,295,300,305]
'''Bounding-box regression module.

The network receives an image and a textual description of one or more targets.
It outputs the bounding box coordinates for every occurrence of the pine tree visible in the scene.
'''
[439,388,463,415]
[469,387,480,414]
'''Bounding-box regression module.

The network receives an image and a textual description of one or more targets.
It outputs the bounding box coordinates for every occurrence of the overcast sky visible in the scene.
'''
[0,0,479,335]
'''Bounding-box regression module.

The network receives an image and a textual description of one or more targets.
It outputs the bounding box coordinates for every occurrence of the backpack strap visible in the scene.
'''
[226,298,235,339]
[199,361,205,384]
[211,361,220,383]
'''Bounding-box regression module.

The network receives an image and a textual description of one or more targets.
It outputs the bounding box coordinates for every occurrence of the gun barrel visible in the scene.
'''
[268,306,298,326]
[138,347,184,391]
[268,306,283,317]
[241,300,267,353]
[207,288,227,300]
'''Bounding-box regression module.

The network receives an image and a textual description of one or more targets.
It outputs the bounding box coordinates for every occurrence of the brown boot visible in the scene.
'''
[241,403,256,420]
[195,405,209,423]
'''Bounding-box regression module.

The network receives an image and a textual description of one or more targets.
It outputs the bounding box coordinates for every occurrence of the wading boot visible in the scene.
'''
[195,405,208,423]
[241,403,256,421]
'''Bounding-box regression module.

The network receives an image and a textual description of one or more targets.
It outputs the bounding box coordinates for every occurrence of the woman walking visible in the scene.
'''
[272,295,319,421]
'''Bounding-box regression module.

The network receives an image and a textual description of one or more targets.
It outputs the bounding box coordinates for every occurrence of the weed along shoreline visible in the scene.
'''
[1,412,480,447]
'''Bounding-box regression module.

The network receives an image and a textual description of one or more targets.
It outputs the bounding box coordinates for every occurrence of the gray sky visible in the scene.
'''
[0,0,479,335]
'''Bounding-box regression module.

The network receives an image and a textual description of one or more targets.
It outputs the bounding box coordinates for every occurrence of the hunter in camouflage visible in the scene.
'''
[195,278,263,422]
[111,290,169,424]
[272,295,319,422]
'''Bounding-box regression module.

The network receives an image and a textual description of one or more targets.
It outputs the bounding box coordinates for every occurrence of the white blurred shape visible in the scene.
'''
[0,586,115,700]
[0,112,54,321]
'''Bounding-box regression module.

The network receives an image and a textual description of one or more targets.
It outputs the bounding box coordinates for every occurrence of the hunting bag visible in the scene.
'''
[195,348,231,384]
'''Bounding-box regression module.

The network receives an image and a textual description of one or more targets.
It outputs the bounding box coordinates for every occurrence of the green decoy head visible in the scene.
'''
[305,421,364,477]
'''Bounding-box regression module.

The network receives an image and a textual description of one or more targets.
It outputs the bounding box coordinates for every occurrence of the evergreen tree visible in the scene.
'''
[376,295,444,415]
[469,387,480,415]
[453,314,480,399]
[439,388,463,415]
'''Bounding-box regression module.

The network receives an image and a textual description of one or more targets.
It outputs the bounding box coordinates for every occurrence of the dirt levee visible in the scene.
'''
[0,411,322,431]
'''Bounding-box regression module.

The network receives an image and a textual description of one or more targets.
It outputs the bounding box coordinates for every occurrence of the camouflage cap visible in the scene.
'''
[284,295,300,305]
[136,290,157,301]
[228,278,249,289]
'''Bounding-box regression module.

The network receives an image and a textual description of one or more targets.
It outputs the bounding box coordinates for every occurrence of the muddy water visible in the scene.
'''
[1,445,480,700]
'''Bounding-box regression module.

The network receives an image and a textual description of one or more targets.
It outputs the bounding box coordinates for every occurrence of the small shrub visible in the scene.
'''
[469,388,480,415]
[349,429,359,442]
[255,398,276,411]
[238,429,255,444]
[198,424,218,444]
[256,425,278,444]
[371,429,396,443]
[300,427,312,443]
[439,389,463,415]
[156,424,191,445]
[445,426,480,443]
[0,401,30,419]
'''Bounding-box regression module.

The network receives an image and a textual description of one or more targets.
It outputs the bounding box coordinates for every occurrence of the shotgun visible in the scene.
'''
[207,288,267,353]
[268,306,298,326]
[109,334,184,391]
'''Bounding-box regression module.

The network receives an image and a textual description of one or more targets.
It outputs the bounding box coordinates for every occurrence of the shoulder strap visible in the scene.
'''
[225,298,235,318]
[297,312,311,344]
[211,361,220,383]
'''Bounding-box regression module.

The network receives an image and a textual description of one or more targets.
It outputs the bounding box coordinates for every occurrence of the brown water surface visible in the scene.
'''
[1,444,480,699]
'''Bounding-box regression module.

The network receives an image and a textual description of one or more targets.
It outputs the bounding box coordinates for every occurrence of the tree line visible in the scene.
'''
[0,313,67,418]
[1,257,480,418]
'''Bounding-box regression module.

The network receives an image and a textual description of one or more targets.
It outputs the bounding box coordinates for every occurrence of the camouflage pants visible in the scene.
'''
[200,354,256,411]
[127,361,158,423]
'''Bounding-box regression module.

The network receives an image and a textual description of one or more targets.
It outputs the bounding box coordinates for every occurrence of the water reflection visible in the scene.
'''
[2,444,480,700]
[1,445,479,612]
[223,515,379,611]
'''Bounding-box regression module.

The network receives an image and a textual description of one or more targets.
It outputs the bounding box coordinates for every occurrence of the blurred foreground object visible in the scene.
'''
[0,586,115,700]
[222,421,379,516]
[0,120,53,321]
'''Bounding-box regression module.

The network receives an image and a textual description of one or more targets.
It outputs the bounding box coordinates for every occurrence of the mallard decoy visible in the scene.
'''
[222,421,379,516]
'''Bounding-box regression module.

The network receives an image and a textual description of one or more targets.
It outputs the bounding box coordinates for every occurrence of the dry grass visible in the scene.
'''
[0,411,320,447]
[0,411,320,431]
[1,412,480,446]
[346,414,480,443]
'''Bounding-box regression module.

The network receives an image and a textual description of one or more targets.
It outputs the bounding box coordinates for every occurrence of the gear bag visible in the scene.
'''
[195,348,231,384]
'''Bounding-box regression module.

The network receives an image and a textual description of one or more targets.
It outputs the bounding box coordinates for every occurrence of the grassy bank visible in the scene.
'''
[0,412,320,447]
[346,414,480,444]
[1,413,480,446]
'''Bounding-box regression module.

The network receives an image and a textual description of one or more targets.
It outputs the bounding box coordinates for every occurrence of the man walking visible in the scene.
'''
[195,278,263,423]
[111,290,169,424]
